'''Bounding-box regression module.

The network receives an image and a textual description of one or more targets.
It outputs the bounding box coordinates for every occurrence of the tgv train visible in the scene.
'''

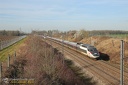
[46,36,100,59]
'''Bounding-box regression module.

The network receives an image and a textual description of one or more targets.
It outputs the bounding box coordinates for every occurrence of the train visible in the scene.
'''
[45,36,100,59]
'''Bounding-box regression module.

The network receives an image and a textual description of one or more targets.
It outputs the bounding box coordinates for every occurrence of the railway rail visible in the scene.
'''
[44,38,128,85]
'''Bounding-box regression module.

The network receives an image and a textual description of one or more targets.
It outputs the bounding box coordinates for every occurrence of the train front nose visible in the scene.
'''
[93,52,100,58]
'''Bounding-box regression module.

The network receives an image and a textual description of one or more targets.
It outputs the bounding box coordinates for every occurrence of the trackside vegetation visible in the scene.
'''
[0,37,27,61]
[4,35,96,85]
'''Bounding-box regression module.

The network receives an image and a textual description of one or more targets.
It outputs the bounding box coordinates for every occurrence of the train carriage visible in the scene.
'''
[46,36,100,59]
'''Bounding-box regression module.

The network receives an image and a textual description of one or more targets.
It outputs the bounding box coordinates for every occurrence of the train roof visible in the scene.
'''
[81,44,95,48]
[77,42,83,45]
[82,44,91,46]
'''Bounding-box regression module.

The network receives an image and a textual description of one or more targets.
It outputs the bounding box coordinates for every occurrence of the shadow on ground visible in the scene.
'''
[98,52,110,61]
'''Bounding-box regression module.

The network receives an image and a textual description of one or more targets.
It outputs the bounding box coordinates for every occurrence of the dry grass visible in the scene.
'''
[80,36,128,64]
[4,35,96,85]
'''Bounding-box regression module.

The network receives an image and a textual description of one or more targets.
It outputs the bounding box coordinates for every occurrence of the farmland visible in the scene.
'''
[45,30,128,64]
[1,30,128,84]
[1,35,96,85]
[0,36,26,61]
[0,35,18,41]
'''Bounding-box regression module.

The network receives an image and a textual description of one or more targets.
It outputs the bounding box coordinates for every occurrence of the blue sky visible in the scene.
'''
[0,0,128,32]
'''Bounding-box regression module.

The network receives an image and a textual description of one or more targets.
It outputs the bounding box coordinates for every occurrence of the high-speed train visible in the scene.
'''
[46,36,100,59]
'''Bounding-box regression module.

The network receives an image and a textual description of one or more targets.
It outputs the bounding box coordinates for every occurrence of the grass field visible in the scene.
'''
[107,34,128,38]
[96,34,128,39]
[0,37,26,62]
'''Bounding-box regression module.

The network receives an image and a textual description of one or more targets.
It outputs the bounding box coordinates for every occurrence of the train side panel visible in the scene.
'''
[46,36,100,59]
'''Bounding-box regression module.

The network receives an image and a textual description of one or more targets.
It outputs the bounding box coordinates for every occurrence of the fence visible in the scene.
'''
[0,36,26,50]
[0,52,35,84]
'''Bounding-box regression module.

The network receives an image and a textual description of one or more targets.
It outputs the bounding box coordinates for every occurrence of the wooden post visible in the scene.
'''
[14,52,16,79]
[8,55,10,68]
[14,51,16,62]
[0,40,1,50]
[0,62,2,83]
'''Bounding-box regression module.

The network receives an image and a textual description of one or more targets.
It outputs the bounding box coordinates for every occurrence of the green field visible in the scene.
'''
[96,34,128,39]
[0,38,26,62]
[107,34,128,38]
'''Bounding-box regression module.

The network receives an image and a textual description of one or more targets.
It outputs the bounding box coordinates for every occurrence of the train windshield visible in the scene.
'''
[88,47,99,56]
[88,47,98,52]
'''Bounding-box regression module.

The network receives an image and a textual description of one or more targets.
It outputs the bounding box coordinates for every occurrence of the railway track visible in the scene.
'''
[64,49,119,85]
[44,38,128,85]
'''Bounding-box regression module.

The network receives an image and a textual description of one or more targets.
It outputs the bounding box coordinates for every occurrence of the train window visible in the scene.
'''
[77,42,83,45]
[88,49,93,51]
[82,45,87,48]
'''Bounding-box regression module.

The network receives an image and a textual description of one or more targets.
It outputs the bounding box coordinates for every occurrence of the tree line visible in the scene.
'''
[89,30,128,36]
[0,30,25,36]
[32,29,128,37]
